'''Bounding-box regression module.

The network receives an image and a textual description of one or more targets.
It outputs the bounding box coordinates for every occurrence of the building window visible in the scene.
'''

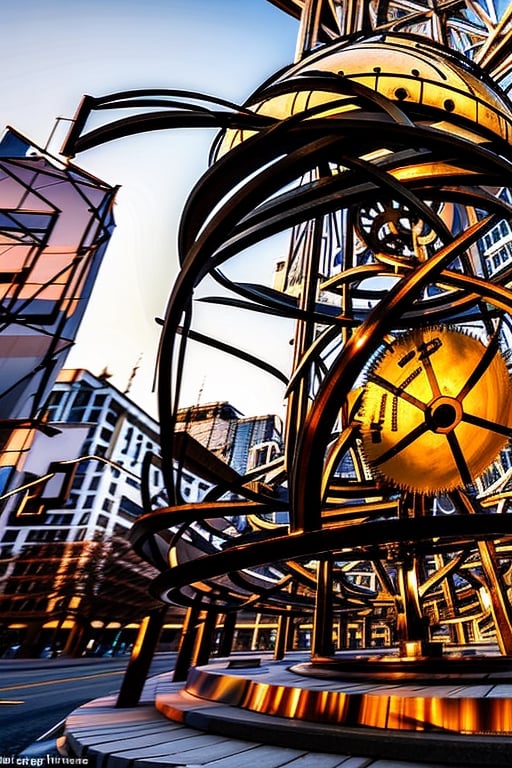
[45,391,66,421]
[119,495,143,518]
[97,514,109,529]
[106,407,123,425]
[131,436,143,466]
[69,386,94,420]
[121,427,134,454]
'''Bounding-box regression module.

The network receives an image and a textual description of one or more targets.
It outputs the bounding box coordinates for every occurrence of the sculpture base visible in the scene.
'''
[160,653,512,738]
[293,649,512,683]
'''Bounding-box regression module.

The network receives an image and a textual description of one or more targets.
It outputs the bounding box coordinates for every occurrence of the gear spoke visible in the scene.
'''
[457,329,501,402]
[462,412,512,439]
[447,431,473,487]
[371,422,430,466]
[420,353,442,399]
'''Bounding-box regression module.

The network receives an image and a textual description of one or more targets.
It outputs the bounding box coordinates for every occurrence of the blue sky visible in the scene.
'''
[0,1,298,417]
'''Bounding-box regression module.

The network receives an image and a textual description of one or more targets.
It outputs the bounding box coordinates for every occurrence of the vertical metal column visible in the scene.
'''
[396,556,430,656]
[364,614,373,649]
[274,613,291,661]
[195,608,218,667]
[312,555,334,657]
[218,611,236,658]
[338,615,347,649]
[286,215,324,533]
[172,598,203,682]
[116,607,166,707]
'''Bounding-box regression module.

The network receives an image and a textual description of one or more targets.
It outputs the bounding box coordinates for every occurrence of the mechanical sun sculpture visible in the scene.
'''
[63,0,512,665]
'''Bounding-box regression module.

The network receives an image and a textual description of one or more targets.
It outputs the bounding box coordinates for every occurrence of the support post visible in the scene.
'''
[195,607,218,667]
[274,613,291,660]
[217,611,236,658]
[312,554,334,657]
[172,598,202,682]
[116,607,166,707]
[396,555,430,657]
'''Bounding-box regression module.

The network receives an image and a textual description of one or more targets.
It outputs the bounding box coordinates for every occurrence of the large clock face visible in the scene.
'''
[359,326,512,493]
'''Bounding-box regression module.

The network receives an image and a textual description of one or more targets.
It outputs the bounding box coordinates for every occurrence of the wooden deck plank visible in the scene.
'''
[73,723,185,748]
[336,758,372,768]
[283,752,352,767]
[445,685,494,697]
[67,707,160,727]
[369,761,452,768]
[66,722,180,739]
[154,737,261,764]
[88,728,213,755]
[166,744,306,768]
[102,732,231,761]
[486,684,512,696]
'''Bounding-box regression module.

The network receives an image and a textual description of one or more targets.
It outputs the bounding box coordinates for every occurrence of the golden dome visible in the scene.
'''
[215,33,512,158]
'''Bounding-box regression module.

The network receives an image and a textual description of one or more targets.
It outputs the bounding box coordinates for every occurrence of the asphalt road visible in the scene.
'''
[0,653,176,756]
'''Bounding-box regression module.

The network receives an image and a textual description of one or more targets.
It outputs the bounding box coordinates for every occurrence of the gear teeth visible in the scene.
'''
[357,323,512,495]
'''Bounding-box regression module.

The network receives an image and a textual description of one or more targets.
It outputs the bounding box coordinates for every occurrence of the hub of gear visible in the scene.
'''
[360,326,512,493]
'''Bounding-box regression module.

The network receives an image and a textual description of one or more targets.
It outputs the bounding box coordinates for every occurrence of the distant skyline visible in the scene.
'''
[1,1,298,418]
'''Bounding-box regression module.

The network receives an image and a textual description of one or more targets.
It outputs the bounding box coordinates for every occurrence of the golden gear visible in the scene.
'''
[355,199,445,266]
[359,326,512,493]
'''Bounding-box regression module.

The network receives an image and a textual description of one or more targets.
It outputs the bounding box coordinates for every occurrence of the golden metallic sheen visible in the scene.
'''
[216,33,512,159]
[360,327,512,492]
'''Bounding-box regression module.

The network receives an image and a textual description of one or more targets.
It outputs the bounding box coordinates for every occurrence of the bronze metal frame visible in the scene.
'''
[61,1,512,703]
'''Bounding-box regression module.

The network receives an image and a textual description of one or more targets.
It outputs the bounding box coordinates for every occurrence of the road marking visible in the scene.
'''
[0,699,24,704]
[0,669,125,693]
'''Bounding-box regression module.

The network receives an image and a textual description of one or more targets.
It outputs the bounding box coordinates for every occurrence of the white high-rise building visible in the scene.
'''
[0,368,166,553]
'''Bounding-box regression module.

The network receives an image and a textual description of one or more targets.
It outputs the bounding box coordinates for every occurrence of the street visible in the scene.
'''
[0,653,176,755]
